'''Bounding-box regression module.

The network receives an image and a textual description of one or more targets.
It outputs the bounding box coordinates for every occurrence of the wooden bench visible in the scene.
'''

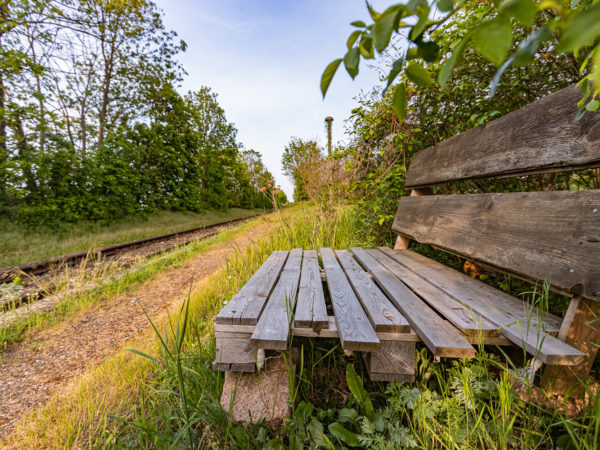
[213,85,600,407]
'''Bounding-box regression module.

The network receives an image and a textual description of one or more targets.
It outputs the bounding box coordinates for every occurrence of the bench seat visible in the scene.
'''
[213,248,584,381]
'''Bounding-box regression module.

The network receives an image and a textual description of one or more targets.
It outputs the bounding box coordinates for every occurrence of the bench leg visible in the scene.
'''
[364,341,415,382]
[213,331,257,372]
[541,297,600,395]
[220,350,294,424]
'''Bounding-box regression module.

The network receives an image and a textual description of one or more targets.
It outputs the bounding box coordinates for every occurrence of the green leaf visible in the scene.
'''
[437,0,454,12]
[308,418,329,448]
[366,2,381,21]
[576,106,587,121]
[438,56,454,87]
[558,3,600,52]
[489,55,515,97]
[512,27,552,66]
[343,47,360,79]
[351,20,367,28]
[406,47,420,60]
[374,5,403,53]
[587,99,599,111]
[407,0,428,14]
[472,16,513,66]
[125,349,165,367]
[359,37,375,59]
[405,61,433,86]
[383,56,404,95]
[338,408,359,423]
[347,30,362,50]
[410,6,430,41]
[346,363,375,420]
[328,422,361,447]
[500,0,537,27]
[392,84,407,120]
[418,40,440,62]
[320,59,342,97]
[438,38,467,87]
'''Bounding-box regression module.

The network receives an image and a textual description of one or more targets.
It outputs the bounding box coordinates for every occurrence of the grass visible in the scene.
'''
[0,207,262,267]
[4,205,599,449]
[0,208,287,351]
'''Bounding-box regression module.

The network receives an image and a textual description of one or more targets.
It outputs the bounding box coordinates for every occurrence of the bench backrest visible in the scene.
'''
[394,85,600,302]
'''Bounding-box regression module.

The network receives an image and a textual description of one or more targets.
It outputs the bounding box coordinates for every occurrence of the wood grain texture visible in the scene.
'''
[350,247,475,358]
[371,248,498,336]
[363,341,415,382]
[214,316,511,345]
[385,249,586,365]
[541,297,600,392]
[382,248,562,334]
[405,85,600,187]
[320,248,380,352]
[216,251,289,325]
[294,250,329,331]
[213,332,256,372]
[336,250,410,332]
[250,249,302,350]
[392,191,600,302]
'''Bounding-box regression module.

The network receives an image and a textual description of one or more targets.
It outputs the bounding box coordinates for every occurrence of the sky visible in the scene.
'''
[154,0,392,199]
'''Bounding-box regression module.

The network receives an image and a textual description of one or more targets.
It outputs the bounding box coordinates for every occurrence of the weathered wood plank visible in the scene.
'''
[380,247,562,333]
[216,251,289,325]
[405,84,600,187]
[294,250,329,331]
[320,248,380,352]
[370,248,498,336]
[541,297,600,393]
[214,316,512,345]
[336,250,410,332]
[350,247,475,358]
[250,249,303,350]
[392,191,600,302]
[384,249,586,365]
[213,332,257,372]
[363,341,415,382]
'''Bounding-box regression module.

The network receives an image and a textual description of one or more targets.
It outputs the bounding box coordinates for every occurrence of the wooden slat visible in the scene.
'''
[250,249,302,350]
[369,248,498,336]
[350,247,475,358]
[320,248,380,352]
[542,297,600,392]
[384,248,586,365]
[363,341,415,382]
[336,250,410,332]
[392,191,600,302]
[405,84,600,187]
[213,332,256,372]
[294,250,329,330]
[216,250,288,325]
[214,317,513,345]
[378,247,561,333]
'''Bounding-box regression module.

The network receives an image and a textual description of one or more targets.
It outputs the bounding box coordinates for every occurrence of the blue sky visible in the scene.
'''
[154,0,392,198]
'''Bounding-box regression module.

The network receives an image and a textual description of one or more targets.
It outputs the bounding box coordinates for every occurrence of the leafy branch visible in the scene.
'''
[321,0,600,119]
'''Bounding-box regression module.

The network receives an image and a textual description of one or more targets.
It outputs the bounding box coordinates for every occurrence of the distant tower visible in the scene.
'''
[324,116,333,156]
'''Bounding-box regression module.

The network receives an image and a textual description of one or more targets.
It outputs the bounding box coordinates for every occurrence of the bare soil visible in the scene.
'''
[0,218,276,438]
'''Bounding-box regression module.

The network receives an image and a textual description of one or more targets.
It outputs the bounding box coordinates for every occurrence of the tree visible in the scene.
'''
[338,1,588,245]
[281,138,323,202]
[0,1,272,224]
[322,0,600,120]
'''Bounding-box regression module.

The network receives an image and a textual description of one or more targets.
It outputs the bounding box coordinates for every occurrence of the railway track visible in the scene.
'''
[0,213,263,309]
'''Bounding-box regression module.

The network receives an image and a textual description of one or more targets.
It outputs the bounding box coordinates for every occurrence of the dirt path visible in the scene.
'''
[0,218,277,438]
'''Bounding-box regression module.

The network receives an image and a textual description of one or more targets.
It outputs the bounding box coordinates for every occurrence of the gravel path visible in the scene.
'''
[0,218,276,439]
